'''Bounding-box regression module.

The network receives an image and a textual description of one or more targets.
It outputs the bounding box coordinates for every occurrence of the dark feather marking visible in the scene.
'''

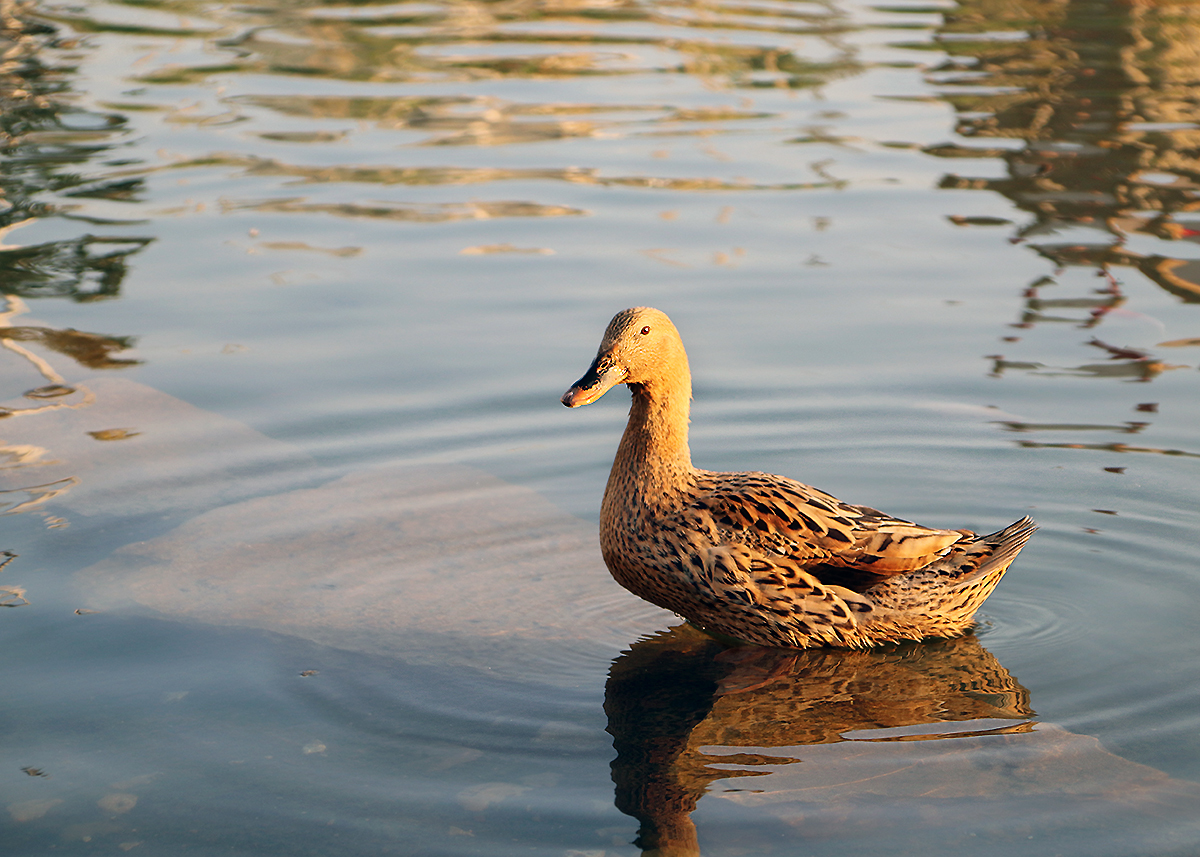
[792,509,821,532]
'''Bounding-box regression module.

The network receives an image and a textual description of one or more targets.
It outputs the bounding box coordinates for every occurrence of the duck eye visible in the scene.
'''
[640,326,651,335]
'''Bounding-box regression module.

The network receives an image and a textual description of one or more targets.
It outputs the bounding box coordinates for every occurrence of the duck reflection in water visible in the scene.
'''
[604,627,1031,856]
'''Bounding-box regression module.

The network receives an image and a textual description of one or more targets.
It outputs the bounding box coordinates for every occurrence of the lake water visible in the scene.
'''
[4,0,1200,853]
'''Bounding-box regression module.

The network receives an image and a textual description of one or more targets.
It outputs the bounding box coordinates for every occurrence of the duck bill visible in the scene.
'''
[561,355,625,407]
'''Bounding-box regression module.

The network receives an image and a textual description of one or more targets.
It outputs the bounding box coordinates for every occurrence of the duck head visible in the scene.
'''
[561,307,690,407]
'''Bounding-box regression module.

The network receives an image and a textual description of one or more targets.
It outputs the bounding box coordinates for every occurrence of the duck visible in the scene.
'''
[561,307,1036,648]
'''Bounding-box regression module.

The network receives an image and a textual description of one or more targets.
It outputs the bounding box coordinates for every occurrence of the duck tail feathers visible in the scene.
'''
[951,516,1037,587]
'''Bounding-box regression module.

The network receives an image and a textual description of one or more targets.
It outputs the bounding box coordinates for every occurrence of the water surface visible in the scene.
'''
[4,0,1200,853]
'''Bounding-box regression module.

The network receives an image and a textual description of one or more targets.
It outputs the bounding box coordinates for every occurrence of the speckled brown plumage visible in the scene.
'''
[562,307,1036,648]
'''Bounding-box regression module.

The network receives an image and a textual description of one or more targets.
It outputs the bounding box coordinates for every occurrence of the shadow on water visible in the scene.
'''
[606,626,1200,857]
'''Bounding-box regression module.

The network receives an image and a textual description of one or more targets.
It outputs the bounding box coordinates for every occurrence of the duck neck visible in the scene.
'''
[609,374,694,502]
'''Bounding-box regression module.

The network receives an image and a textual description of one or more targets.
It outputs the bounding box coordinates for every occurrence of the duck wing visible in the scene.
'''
[691,471,967,576]
[695,542,876,647]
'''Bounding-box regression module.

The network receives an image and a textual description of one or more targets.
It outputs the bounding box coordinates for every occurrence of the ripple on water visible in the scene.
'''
[267,641,625,857]
[973,589,1092,661]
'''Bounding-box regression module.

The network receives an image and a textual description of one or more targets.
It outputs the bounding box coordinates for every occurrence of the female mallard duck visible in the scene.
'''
[562,307,1036,649]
